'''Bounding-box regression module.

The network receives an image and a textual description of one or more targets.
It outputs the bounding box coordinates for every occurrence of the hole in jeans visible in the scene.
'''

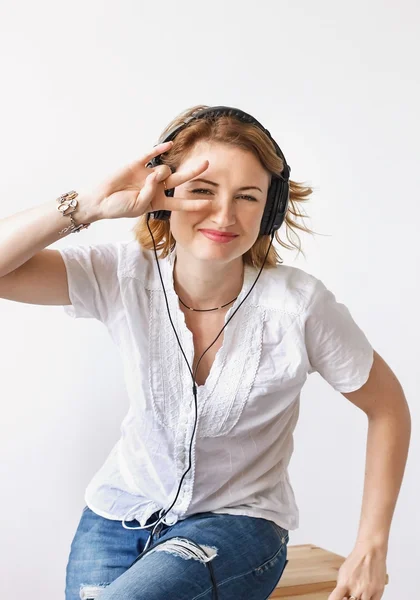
[147,536,218,564]
[79,583,109,599]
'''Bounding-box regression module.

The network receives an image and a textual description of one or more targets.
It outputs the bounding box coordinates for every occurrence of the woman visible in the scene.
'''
[0,105,409,600]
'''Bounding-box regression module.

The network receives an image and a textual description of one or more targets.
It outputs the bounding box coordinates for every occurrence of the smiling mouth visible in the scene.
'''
[199,229,238,238]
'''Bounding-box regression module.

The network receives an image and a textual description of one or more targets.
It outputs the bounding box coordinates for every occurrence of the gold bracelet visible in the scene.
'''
[56,191,91,235]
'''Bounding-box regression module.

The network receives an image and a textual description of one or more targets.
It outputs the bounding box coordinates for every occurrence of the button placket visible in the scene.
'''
[171,414,196,515]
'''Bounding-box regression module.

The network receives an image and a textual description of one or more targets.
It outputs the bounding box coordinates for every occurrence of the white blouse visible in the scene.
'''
[59,240,374,531]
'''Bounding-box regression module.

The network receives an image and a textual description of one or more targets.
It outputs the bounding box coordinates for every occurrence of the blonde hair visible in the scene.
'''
[132,104,317,268]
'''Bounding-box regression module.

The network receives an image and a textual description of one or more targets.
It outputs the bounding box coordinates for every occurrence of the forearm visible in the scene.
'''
[355,398,411,552]
[0,192,102,278]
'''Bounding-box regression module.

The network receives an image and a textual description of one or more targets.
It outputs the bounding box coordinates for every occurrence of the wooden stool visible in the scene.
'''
[268,544,389,599]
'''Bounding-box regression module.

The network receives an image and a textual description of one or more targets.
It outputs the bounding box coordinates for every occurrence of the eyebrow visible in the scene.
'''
[189,177,263,193]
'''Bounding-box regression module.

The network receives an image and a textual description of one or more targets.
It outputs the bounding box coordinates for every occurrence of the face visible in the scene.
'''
[170,140,271,264]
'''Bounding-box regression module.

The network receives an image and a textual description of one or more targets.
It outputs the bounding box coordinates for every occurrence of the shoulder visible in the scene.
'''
[116,240,170,290]
[252,263,321,316]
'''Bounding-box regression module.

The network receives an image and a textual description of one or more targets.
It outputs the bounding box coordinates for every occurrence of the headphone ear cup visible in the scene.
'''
[151,210,172,221]
[259,183,275,237]
[271,178,289,233]
[259,178,289,237]
[273,182,289,232]
[146,157,173,221]
[260,178,282,237]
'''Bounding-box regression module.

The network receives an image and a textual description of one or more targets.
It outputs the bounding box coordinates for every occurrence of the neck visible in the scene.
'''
[172,248,245,312]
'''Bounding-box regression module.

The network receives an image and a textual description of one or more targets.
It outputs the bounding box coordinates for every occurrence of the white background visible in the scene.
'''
[0,1,418,597]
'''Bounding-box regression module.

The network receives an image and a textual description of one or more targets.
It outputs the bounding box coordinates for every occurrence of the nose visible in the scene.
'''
[208,196,237,228]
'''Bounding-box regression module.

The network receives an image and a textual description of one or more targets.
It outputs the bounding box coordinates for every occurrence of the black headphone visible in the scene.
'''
[146,105,291,236]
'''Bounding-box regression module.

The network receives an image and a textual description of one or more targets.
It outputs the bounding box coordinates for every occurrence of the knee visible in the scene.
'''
[78,537,219,600]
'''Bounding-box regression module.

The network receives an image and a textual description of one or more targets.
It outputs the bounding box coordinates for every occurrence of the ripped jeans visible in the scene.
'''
[65,506,289,600]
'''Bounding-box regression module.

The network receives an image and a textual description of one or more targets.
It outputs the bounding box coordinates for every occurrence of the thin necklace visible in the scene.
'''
[176,294,238,312]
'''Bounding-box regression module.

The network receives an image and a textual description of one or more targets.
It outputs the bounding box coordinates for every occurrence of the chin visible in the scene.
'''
[191,248,231,262]
[188,239,247,263]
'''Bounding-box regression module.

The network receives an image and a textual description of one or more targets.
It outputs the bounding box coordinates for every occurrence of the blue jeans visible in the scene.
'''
[65,506,289,600]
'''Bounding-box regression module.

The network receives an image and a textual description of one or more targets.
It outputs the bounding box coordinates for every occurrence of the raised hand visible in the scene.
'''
[88,141,211,221]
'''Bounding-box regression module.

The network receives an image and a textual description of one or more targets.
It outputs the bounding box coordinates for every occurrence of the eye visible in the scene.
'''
[237,194,258,202]
[190,188,212,195]
[190,188,258,202]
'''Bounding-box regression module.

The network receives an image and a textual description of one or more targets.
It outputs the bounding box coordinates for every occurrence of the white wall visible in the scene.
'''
[0,1,418,597]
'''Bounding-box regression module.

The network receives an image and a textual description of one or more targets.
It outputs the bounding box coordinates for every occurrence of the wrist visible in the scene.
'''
[354,536,389,556]
[73,190,104,224]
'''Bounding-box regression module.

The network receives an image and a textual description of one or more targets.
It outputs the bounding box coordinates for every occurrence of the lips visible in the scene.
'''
[199,229,238,238]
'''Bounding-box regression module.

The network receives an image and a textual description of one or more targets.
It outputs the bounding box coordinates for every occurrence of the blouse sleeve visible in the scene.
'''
[303,278,374,393]
[58,242,121,322]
